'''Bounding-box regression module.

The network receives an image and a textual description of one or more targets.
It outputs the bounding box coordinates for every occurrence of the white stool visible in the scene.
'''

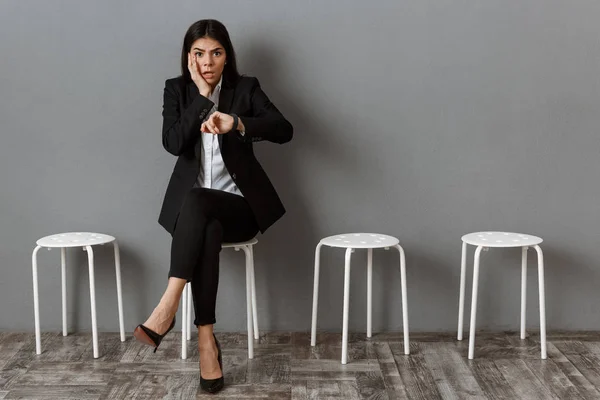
[457,231,547,360]
[311,233,410,364]
[181,238,259,360]
[31,232,125,359]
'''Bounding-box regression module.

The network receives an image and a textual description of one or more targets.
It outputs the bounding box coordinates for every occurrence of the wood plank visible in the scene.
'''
[0,334,29,370]
[524,357,586,400]
[0,333,56,390]
[292,332,367,362]
[291,357,379,383]
[36,333,92,362]
[503,335,545,360]
[292,359,379,373]
[469,359,519,400]
[372,332,455,343]
[291,380,309,400]
[389,343,442,400]
[545,342,600,400]
[247,353,290,384]
[222,349,249,385]
[339,380,363,400]
[553,341,600,391]
[355,371,389,400]
[420,342,486,400]
[78,333,130,362]
[372,342,409,400]
[306,380,344,398]
[5,385,105,399]
[257,331,292,345]
[194,383,291,399]
[547,331,600,342]
[495,358,558,400]
[9,362,115,387]
[112,361,199,374]
[100,373,169,399]
[163,373,199,399]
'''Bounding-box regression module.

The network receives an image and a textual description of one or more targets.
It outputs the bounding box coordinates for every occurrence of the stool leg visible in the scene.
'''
[457,241,467,341]
[181,282,188,360]
[367,248,373,339]
[534,245,547,359]
[242,246,254,359]
[85,246,99,359]
[61,248,67,337]
[310,243,323,347]
[394,244,410,355]
[468,246,484,360]
[341,248,353,364]
[32,246,42,355]
[249,246,259,340]
[187,284,192,341]
[521,247,528,340]
[113,241,125,342]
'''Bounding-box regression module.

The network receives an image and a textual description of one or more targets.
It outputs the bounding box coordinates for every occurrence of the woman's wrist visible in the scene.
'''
[236,118,245,132]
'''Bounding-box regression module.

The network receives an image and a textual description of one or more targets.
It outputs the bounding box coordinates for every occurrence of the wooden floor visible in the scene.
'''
[1,331,600,399]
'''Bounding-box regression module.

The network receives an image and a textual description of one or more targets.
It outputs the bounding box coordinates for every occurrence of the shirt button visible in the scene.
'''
[232,173,237,180]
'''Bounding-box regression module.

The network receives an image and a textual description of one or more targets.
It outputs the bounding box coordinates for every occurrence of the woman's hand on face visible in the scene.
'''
[188,52,211,97]
[201,112,236,134]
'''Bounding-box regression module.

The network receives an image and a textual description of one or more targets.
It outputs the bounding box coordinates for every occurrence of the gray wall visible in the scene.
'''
[2,0,600,334]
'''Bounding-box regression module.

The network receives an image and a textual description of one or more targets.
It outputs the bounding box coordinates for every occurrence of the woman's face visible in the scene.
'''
[190,36,227,86]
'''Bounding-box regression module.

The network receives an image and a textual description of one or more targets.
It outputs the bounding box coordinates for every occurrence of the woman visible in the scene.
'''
[133,19,293,393]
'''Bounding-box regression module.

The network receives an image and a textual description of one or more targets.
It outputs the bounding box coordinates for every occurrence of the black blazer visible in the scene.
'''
[158,75,293,235]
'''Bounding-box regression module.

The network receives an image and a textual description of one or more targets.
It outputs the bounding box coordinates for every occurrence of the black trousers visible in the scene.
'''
[168,188,259,326]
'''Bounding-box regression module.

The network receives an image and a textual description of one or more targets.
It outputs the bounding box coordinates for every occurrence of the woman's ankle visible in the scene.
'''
[197,325,216,347]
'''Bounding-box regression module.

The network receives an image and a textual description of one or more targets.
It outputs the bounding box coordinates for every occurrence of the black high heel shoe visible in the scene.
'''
[133,317,176,353]
[200,333,224,393]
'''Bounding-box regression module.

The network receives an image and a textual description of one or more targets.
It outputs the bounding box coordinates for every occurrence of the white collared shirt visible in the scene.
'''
[194,77,242,196]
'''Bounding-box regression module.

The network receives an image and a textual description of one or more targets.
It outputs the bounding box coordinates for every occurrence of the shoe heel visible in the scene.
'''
[133,316,176,352]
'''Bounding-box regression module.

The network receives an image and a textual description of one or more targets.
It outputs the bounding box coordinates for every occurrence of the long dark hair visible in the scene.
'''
[180,19,240,84]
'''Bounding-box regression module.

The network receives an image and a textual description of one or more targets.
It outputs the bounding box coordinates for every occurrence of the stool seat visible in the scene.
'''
[37,232,115,248]
[222,237,258,248]
[320,233,399,249]
[462,231,542,248]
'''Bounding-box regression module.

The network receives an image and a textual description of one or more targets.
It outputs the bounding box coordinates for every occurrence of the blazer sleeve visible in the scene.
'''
[161,79,215,156]
[238,77,293,144]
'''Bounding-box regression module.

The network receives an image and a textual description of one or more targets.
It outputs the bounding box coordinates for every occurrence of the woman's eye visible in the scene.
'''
[214,51,221,56]
[195,52,203,57]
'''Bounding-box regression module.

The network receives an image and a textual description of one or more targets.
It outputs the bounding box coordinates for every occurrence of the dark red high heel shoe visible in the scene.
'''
[133,317,176,353]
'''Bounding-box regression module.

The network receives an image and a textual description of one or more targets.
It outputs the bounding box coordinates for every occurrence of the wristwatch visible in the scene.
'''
[230,113,245,136]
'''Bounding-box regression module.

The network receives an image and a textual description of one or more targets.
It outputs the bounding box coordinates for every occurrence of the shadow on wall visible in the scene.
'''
[233,41,378,330]
[66,242,147,332]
